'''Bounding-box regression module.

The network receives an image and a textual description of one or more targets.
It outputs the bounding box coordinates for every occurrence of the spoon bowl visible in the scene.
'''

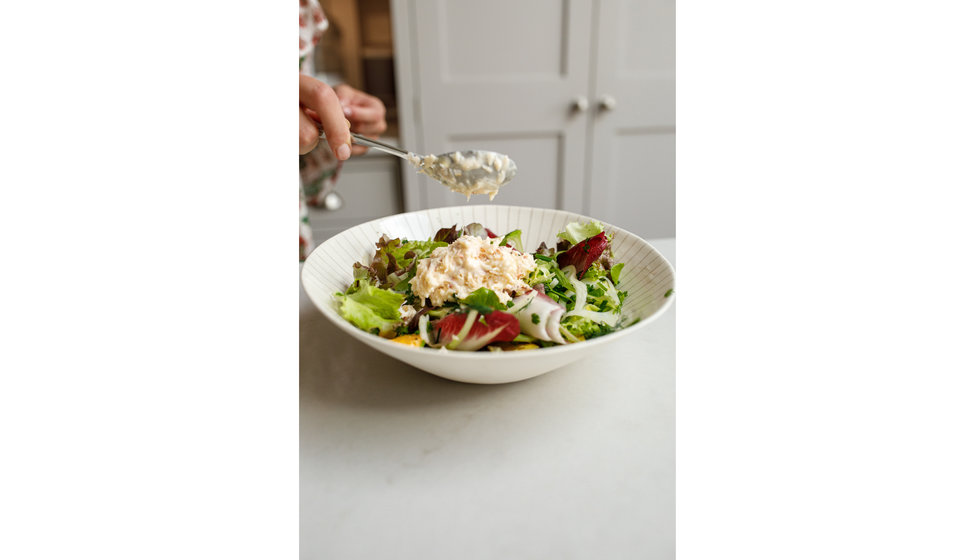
[407,149,517,200]
[349,133,517,199]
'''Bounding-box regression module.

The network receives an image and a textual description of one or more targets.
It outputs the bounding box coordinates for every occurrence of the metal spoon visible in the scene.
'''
[348,133,518,199]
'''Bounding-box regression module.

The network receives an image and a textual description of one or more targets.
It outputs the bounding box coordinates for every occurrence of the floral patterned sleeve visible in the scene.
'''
[299,0,327,73]
[299,0,340,261]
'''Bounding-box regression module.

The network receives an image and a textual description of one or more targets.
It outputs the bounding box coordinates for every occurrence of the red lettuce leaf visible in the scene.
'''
[437,223,496,242]
[433,225,460,244]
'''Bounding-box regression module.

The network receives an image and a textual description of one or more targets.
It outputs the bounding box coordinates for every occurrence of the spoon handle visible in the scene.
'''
[350,133,410,161]
[316,127,411,161]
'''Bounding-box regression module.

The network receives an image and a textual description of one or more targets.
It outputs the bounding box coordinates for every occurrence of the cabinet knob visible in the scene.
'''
[571,96,590,113]
[324,191,344,211]
[598,94,617,111]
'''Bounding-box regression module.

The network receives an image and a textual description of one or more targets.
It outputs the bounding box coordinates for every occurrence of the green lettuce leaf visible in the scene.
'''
[561,314,613,340]
[337,282,405,335]
[610,262,624,285]
[459,287,506,314]
[557,220,605,245]
[391,240,446,267]
[346,264,372,294]
[498,229,524,252]
[526,259,556,287]
[580,261,607,282]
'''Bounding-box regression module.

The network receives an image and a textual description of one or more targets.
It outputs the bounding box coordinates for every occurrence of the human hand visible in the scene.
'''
[299,73,351,159]
[334,84,387,155]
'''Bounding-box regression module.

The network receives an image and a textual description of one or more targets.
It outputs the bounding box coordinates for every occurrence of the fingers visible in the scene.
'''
[299,74,351,161]
[332,83,357,105]
[333,84,387,137]
[346,105,387,136]
[305,105,365,154]
[299,107,320,155]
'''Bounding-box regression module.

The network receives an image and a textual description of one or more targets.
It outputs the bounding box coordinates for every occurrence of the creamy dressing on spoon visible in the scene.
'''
[407,151,514,201]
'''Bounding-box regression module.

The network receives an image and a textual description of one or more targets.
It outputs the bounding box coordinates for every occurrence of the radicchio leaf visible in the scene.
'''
[431,310,520,351]
[556,232,608,279]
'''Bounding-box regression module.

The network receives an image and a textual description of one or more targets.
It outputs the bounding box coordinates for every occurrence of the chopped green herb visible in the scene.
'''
[552,265,575,291]
[664,288,674,297]
[546,289,572,303]
[531,313,540,324]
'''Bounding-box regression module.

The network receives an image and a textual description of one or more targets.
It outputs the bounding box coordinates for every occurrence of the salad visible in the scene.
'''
[334,221,631,351]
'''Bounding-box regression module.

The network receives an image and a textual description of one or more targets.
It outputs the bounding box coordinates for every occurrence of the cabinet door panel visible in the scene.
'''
[588,0,675,238]
[410,0,592,211]
[602,128,675,237]
[620,0,675,83]
[442,0,566,80]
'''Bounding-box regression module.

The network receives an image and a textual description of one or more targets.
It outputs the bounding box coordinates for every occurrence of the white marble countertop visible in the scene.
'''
[299,239,675,559]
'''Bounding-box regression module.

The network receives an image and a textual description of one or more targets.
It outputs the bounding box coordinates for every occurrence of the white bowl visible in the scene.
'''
[301,205,675,384]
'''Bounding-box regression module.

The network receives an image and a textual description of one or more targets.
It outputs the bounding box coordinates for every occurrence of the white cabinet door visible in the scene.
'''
[587,0,675,238]
[407,0,594,212]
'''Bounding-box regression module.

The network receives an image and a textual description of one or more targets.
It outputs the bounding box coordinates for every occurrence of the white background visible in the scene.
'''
[2,1,979,558]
